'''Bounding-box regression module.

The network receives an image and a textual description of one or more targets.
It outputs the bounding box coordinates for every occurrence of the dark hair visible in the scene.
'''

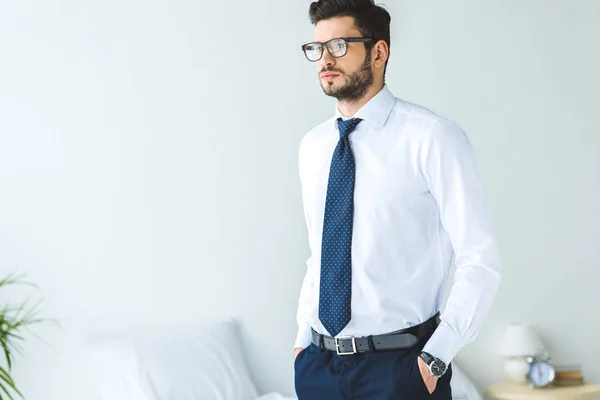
[308,0,391,77]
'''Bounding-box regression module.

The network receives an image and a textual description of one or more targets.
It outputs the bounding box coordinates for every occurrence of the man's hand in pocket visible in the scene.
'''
[294,347,305,360]
[417,356,439,394]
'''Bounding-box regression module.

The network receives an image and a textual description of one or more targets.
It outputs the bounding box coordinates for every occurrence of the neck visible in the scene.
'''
[336,82,385,118]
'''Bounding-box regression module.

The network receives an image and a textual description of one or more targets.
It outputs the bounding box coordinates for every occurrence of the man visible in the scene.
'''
[293,1,502,399]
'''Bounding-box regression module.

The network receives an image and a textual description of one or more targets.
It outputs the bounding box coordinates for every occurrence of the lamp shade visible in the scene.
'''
[499,323,545,357]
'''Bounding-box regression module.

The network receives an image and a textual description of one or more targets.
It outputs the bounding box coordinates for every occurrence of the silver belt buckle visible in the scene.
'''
[335,335,357,355]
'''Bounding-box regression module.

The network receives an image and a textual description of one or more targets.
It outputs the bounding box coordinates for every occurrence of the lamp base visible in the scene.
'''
[504,357,531,382]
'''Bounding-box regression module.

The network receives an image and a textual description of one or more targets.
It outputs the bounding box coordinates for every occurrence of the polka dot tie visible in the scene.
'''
[318,117,363,338]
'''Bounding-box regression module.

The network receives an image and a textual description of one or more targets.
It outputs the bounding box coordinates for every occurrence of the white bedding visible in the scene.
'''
[254,395,297,400]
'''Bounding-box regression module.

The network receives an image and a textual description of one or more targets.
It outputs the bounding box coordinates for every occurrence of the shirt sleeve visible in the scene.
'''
[294,136,316,350]
[420,118,502,364]
[294,256,316,349]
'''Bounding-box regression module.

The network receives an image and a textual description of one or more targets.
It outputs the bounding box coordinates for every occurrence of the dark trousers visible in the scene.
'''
[294,331,453,400]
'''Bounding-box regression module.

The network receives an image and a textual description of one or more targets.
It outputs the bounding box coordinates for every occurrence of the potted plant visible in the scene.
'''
[0,271,58,399]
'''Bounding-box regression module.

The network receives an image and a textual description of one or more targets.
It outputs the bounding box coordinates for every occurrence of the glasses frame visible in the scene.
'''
[301,37,375,62]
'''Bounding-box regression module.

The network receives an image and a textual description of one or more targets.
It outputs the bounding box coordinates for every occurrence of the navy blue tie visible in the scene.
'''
[318,117,363,337]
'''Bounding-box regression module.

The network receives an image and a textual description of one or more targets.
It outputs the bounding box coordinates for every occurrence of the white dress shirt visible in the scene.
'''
[295,84,502,364]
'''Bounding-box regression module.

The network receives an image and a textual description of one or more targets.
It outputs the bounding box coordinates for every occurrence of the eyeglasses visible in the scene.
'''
[301,37,375,62]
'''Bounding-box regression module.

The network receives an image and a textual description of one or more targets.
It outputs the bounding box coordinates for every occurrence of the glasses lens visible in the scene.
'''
[304,43,323,61]
[327,39,347,57]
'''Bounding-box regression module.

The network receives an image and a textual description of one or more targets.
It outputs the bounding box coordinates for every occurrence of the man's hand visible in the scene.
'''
[417,356,439,394]
[294,347,305,360]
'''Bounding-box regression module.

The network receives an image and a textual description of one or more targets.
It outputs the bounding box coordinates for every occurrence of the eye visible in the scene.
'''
[332,42,345,51]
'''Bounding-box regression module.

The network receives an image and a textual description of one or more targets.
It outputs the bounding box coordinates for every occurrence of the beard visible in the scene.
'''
[320,51,374,102]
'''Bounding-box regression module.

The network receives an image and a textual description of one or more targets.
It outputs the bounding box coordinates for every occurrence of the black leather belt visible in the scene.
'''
[310,312,441,355]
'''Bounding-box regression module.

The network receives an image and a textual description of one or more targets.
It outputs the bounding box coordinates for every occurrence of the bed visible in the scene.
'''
[82,318,483,400]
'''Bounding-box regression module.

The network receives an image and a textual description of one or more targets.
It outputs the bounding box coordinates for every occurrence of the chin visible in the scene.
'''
[321,81,339,93]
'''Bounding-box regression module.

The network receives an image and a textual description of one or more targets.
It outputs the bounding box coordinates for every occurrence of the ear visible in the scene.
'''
[372,40,389,68]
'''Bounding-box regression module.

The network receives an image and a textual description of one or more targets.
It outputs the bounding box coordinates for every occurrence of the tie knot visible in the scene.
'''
[337,117,363,138]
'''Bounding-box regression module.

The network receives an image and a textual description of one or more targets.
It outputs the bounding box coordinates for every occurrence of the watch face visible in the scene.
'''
[529,361,555,387]
[430,359,447,377]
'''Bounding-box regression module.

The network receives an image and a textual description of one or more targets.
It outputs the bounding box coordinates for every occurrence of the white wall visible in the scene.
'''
[0,0,598,398]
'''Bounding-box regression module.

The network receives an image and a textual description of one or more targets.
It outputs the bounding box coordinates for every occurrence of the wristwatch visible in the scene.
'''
[419,351,448,378]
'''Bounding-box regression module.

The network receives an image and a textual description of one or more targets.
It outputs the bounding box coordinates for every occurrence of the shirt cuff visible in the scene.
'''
[294,321,313,350]
[422,320,463,364]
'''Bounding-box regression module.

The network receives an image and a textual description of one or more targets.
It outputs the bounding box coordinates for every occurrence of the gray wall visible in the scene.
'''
[0,0,598,398]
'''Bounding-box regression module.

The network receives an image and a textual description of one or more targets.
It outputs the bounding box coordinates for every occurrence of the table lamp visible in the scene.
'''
[499,323,545,382]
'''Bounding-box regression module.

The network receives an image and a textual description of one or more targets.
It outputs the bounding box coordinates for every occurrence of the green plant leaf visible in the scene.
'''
[0,377,17,400]
[0,367,15,386]
[0,271,50,399]
[0,271,37,291]
[1,340,11,370]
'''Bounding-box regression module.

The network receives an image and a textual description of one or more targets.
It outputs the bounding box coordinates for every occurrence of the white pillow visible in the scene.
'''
[84,318,258,400]
[84,336,150,400]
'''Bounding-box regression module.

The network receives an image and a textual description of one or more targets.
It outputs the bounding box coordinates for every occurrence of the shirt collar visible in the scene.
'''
[334,84,396,129]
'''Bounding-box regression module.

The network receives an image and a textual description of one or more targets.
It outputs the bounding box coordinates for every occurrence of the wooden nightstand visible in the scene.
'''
[487,381,600,399]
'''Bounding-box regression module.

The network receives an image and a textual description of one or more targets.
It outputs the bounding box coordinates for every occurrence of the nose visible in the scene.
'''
[319,47,336,70]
